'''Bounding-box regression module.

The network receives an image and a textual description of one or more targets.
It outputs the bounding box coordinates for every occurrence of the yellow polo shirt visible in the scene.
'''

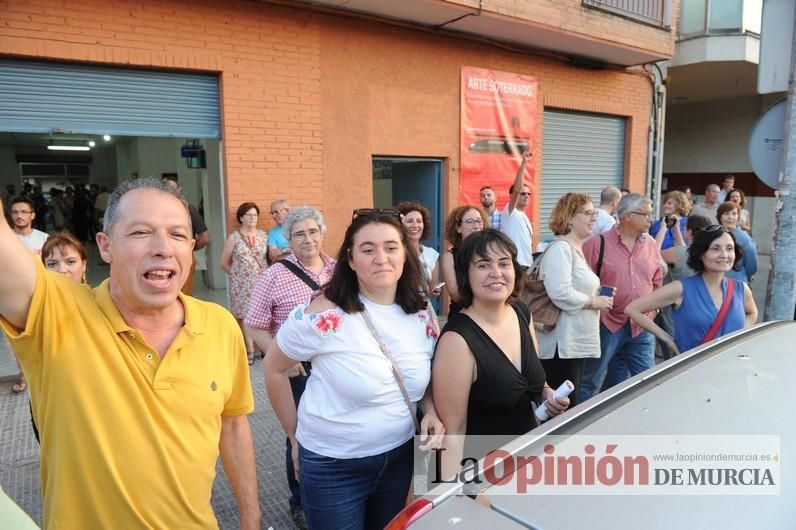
[0,260,254,529]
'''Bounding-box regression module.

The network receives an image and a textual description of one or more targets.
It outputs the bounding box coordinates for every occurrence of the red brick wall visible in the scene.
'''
[0,0,657,248]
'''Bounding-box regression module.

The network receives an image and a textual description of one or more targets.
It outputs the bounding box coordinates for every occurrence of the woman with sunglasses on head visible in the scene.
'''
[264,208,444,530]
[717,201,758,283]
[397,201,441,296]
[220,202,269,364]
[626,225,757,355]
[440,205,488,316]
[433,229,569,479]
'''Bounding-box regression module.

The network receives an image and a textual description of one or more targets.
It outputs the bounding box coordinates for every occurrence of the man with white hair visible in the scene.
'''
[579,193,663,402]
[245,205,335,530]
[0,178,260,529]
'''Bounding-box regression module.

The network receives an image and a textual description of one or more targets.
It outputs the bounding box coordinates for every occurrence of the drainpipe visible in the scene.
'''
[646,64,667,216]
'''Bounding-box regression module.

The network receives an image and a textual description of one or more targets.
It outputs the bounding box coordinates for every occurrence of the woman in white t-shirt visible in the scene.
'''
[264,208,444,530]
[397,201,441,297]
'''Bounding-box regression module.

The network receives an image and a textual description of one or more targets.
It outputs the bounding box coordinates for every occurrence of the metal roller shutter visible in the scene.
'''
[539,109,626,239]
[0,59,219,138]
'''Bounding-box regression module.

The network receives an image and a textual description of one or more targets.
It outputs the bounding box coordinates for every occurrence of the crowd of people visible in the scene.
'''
[0,166,762,529]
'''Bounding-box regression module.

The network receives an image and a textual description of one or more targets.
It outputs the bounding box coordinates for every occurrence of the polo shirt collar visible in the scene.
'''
[93,279,206,336]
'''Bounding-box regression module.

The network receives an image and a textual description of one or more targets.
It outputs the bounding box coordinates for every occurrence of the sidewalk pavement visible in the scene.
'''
[0,361,299,529]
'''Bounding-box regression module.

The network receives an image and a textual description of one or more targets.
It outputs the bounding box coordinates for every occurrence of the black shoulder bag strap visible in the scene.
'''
[278,260,321,291]
[596,235,605,277]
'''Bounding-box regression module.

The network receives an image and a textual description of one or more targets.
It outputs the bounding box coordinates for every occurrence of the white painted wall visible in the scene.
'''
[664,96,761,173]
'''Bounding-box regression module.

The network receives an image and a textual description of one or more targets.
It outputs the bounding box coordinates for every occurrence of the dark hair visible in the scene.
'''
[10,196,35,210]
[479,186,493,193]
[454,229,523,308]
[324,213,426,314]
[236,202,260,224]
[396,200,432,241]
[686,215,711,234]
[687,227,743,274]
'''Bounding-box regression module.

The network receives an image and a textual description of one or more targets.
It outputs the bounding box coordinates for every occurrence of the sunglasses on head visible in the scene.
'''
[351,208,402,221]
[703,224,729,233]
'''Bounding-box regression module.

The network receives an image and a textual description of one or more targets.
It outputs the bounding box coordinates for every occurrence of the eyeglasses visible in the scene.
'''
[461,218,484,226]
[630,211,653,219]
[269,208,287,215]
[352,208,402,221]
[291,228,321,241]
[241,213,259,218]
[519,192,531,196]
[11,210,33,215]
[580,210,597,217]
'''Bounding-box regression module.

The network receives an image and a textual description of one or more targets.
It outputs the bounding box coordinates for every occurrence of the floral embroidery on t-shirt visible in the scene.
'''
[309,309,344,336]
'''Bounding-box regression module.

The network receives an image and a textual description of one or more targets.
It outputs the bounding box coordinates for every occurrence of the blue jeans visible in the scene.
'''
[287,374,308,511]
[579,322,655,402]
[298,439,413,530]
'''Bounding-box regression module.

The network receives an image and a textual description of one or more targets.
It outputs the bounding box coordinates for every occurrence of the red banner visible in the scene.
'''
[459,67,538,216]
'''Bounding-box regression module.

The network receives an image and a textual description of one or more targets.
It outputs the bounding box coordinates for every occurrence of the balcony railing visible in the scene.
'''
[583,0,672,27]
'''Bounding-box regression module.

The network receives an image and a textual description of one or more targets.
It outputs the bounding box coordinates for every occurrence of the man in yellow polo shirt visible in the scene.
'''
[0,178,261,529]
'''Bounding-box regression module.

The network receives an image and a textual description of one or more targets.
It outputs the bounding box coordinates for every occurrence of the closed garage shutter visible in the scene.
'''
[0,59,219,138]
[539,109,626,239]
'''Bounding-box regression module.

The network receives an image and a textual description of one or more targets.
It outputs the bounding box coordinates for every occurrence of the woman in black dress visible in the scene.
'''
[432,229,569,478]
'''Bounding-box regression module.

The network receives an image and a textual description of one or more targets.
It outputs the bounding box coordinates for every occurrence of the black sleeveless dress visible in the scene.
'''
[448,247,465,316]
[439,302,546,435]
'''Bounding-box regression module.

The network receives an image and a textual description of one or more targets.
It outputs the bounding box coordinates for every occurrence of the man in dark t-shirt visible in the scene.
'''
[163,176,210,295]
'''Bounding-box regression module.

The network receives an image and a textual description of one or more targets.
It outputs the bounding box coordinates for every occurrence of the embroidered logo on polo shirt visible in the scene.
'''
[210,381,217,391]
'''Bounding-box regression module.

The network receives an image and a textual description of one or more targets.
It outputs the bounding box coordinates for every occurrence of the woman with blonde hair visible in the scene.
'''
[440,205,488,315]
[534,193,613,405]
[651,190,690,250]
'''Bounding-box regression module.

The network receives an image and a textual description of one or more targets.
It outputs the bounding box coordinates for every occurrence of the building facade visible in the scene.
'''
[0,0,676,286]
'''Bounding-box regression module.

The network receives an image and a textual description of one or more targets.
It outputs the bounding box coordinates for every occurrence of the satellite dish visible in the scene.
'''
[748,99,786,189]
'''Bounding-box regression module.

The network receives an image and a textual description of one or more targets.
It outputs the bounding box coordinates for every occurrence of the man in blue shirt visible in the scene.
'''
[268,199,291,262]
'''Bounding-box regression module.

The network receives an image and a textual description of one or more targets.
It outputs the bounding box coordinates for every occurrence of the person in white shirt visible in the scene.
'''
[9,196,48,255]
[592,185,621,237]
[536,193,613,406]
[500,150,534,268]
[717,174,735,203]
[264,209,443,530]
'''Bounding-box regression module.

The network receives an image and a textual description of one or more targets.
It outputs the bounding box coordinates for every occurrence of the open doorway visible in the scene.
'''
[372,157,444,251]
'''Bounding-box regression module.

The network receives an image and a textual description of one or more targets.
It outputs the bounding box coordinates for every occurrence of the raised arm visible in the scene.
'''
[0,201,38,329]
[506,150,531,215]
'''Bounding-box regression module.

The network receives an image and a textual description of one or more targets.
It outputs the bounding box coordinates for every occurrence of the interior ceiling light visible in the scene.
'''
[48,145,91,151]
[103,134,112,141]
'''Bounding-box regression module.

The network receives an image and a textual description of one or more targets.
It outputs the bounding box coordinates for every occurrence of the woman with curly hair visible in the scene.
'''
[440,205,488,315]
[396,200,441,296]
[651,190,690,250]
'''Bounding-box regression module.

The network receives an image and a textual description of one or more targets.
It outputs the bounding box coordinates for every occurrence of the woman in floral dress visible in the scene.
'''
[221,202,269,363]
